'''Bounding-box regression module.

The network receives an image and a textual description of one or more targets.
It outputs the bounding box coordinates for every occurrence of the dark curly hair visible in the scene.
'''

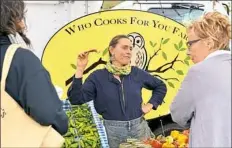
[0,0,30,45]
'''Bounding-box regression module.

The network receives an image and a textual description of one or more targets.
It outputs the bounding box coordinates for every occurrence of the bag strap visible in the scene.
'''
[1,44,21,90]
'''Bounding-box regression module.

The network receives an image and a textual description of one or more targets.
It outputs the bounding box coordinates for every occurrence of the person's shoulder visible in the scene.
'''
[86,68,107,80]
[190,54,228,73]
[1,46,36,63]
[92,68,107,75]
[129,66,151,82]
[14,48,44,73]
[186,60,208,79]
[16,48,39,62]
[131,66,147,75]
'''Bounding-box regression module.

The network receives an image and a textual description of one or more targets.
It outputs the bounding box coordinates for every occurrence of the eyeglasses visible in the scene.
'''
[186,39,201,48]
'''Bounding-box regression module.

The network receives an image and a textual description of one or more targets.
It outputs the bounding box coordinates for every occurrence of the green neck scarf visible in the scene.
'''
[105,61,131,75]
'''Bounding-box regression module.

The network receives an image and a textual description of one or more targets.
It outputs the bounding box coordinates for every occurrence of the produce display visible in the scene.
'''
[62,104,101,148]
[119,130,189,148]
[119,139,152,148]
[62,101,190,148]
[143,130,189,148]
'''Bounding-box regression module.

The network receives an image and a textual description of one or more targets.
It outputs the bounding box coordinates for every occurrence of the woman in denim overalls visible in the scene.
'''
[68,35,167,147]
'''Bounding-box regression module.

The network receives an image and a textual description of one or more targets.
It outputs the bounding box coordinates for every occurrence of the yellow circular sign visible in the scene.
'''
[42,10,192,120]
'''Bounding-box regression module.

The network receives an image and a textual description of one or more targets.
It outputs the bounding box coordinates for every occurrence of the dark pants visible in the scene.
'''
[103,116,154,148]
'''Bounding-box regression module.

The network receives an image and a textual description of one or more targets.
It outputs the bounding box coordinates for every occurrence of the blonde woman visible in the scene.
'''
[170,12,231,147]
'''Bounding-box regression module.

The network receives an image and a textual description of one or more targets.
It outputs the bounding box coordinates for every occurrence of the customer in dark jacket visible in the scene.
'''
[68,34,167,147]
[0,0,68,135]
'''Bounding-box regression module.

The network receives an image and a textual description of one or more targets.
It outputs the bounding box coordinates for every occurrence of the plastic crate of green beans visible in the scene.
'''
[62,100,101,148]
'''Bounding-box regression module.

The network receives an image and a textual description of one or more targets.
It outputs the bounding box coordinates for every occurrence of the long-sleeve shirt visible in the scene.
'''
[68,66,167,121]
[0,35,68,135]
[170,52,231,147]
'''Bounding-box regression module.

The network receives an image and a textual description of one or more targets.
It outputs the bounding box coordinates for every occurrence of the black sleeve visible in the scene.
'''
[14,49,68,135]
[136,67,167,109]
[67,73,96,105]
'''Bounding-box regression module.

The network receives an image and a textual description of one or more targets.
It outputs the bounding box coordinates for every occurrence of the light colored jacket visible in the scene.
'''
[170,51,231,147]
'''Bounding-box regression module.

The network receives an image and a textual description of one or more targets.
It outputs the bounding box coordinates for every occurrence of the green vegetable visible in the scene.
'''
[62,103,101,148]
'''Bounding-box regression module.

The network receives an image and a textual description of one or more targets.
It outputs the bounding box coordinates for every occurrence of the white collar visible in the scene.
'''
[205,50,231,60]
